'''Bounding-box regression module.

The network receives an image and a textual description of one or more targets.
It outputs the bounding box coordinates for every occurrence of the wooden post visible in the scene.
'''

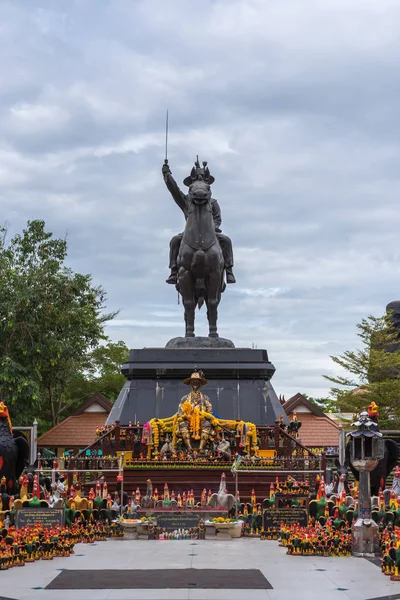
[321,452,327,478]
[235,470,239,519]
[274,424,280,455]
[115,420,121,452]
[67,458,74,489]
[338,424,346,466]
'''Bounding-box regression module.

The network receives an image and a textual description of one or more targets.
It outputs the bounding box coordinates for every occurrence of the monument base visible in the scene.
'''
[107,345,286,426]
[166,336,235,349]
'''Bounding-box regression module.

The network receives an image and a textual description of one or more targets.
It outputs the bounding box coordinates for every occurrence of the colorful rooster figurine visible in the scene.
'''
[368,401,379,424]
[309,481,334,520]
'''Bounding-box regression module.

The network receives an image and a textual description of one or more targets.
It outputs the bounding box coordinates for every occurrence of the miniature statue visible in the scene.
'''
[287,411,302,438]
[49,478,65,509]
[160,436,173,459]
[198,519,206,540]
[141,479,154,508]
[214,435,231,461]
[208,473,235,511]
[134,487,141,506]
[392,466,400,497]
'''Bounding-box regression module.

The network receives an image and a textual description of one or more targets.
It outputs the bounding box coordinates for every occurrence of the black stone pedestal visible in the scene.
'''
[107,344,287,427]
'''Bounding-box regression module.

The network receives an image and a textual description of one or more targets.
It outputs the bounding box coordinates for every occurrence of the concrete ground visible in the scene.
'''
[0,538,399,600]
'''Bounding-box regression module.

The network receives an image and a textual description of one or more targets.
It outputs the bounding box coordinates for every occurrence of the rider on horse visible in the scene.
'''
[162,159,236,285]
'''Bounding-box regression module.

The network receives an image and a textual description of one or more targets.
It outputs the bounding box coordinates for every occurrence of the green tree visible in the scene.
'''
[0,220,117,427]
[63,340,129,408]
[324,313,400,428]
[301,393,338,413]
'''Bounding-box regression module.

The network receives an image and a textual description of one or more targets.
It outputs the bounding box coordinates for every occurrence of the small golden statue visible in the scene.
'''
[178,370,212,452]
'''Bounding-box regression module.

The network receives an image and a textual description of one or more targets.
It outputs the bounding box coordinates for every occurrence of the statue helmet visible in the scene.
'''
[183,157,215,187]
[183,368,208,386]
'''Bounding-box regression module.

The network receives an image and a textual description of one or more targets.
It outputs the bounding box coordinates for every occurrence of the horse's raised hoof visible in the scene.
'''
[166,274,178,285]
[226,270,236,284]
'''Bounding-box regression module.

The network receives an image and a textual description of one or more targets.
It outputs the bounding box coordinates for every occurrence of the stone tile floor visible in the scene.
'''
[0,538,399,600]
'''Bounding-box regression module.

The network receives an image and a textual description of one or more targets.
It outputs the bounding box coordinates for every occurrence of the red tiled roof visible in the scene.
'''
[37,412,107,448]
[295,413,339,447]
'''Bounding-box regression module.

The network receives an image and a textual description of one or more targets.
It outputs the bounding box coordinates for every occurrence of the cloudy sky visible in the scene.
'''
[2,0,400,400]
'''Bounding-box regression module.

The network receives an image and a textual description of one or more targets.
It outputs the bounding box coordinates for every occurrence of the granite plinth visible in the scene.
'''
[166,336,235,348]
[107,346,286,427]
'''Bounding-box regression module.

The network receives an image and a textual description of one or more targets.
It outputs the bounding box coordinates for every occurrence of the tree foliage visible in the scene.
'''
[0,220,117,426]
[63,340,129,410]
[324,313,400,428]
[300,393,338,413]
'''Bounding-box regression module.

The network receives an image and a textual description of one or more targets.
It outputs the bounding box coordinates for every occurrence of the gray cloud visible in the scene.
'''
[1,0,400,399]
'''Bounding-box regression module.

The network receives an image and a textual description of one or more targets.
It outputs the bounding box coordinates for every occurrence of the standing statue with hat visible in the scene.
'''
[162,156,235,338]
[178,369,213,452]
[146,368,258,458]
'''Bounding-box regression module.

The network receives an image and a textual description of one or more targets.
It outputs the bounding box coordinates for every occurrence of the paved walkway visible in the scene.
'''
[0,538,399,600]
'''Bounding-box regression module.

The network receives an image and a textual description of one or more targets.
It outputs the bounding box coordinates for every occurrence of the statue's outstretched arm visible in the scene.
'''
[162,162,187,216]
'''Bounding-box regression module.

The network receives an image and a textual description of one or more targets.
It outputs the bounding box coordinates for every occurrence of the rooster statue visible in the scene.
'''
[0,402,29,496]
[367,401,379,429]
[287,411,302,438]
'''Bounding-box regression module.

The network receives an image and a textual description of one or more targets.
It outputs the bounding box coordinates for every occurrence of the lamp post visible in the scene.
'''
[347,411,385,557]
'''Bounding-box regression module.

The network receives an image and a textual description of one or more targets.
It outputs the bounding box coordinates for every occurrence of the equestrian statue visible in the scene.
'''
[162,158,235,338]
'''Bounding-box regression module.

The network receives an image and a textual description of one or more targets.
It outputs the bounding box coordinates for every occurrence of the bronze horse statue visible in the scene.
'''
[177,178,225,337]
[163,161,226,338]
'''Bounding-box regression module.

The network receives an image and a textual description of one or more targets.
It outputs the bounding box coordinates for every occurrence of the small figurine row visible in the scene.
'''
[151,528,201,540]
[131,452,230,462]
[260,527,279,540]
[381,526,400,580]
[0,521,109,570]
[271,475,310,495]
[278,523,353,556]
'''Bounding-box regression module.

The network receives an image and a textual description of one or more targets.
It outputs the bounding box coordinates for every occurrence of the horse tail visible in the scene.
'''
[191,250,206,309]
[195,278,205,310]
